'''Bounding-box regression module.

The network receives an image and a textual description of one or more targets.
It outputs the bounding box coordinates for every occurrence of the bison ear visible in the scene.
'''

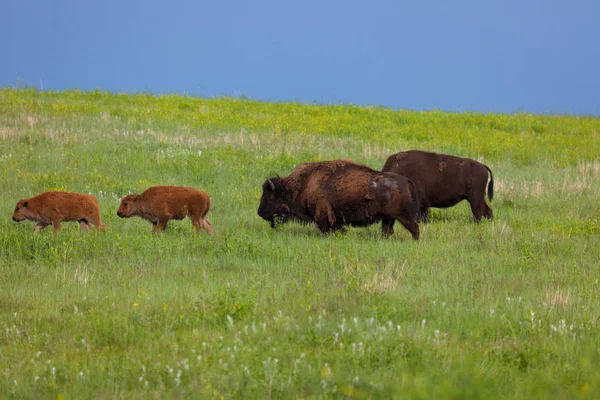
[23,201,28,207]
[133,195,140,201]
[267,178,276,191]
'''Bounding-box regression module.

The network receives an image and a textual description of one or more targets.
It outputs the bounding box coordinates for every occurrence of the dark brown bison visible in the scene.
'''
[117,186,212,234]
[258,161,420,239]
[12,191,106,235]
[382,150,494,222]
[257,159,362,228]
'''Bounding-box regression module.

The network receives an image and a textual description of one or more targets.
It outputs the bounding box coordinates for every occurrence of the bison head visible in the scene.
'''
[12,200,29,222]
[117,194,139,218]
[257,177,289,228]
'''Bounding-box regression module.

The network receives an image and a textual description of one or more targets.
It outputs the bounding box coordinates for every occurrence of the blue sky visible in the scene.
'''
[2,0,599,115]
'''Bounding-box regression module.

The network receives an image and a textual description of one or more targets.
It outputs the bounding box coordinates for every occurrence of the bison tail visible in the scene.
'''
[485,165,494,201]
[408,179,419,220]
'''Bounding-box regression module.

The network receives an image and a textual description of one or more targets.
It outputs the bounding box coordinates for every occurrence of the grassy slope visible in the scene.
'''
[0,88,599,398]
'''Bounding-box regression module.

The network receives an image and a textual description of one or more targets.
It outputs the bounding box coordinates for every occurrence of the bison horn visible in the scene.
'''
[267,178,275,191]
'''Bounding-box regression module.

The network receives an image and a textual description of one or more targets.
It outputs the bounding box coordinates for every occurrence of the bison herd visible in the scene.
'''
[12,150,494,239]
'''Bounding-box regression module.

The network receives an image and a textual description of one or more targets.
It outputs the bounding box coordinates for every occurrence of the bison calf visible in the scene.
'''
[259,161,420,239]
[382,150,494,222]
[117,186,212,234]
[12,191,106,235]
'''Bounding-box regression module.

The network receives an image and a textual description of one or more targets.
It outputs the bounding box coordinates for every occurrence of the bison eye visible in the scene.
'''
[124,202,128,206]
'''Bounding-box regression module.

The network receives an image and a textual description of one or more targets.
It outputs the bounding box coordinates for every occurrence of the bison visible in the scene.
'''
[258,161,420,239]
[12,191,106,235]
[381,150,494,222]
[257,159,362,228]
[117,185,212,234]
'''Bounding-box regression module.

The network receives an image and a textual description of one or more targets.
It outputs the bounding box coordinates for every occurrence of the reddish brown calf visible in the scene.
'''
[117,186,212,234]
[12,191,106,235]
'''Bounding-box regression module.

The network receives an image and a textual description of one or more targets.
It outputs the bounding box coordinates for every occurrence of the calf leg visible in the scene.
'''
[52,220,62,235]
[191,217,213,235]
[34,222,50,233]
[191,218,203,233]
[89,213,106,233]
[78,220,91,231]
[153,218,169,233]
[190,206,213,235]
[201,219,213,234]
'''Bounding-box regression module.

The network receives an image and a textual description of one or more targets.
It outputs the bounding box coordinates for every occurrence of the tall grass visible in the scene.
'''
[0,88,599,398]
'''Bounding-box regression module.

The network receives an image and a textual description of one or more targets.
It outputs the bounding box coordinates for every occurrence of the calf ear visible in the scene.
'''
[133,195,140,201]
[23,201,28,207]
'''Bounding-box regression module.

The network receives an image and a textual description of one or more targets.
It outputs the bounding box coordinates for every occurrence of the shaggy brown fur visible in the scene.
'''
[257,159,361,227]
[258,161,420,239]
[382,150,494,222]
[117,186,212,234]
[12,191,106,235]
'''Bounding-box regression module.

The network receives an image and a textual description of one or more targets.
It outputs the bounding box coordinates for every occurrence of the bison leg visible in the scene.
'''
[315,218,333,234]
[89,214,106,233]
[314,201,335,234]
[381,218,395,237]
[470,204,483,223]
[52,220,61,235]
[398,217,420,240]
[34,222,50,233]
[202,219,213,234]
[467,188,494,223]
[419,206,430,223]
[467,196,488,223]
[314,212,335,234]
[78,220,91,231]
[153,219,169,233]
[192,218,212,235]
[483,203,493,220]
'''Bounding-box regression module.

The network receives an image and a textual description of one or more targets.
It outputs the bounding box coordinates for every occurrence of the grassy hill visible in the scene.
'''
[1,88,599,398]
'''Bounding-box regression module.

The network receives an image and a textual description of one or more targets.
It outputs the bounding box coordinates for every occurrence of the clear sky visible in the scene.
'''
[2,0,599,115]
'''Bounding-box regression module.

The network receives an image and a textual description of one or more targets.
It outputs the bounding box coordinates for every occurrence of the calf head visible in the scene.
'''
[257,178,289,228]
[12,200,29,222]
[117,194,139,218]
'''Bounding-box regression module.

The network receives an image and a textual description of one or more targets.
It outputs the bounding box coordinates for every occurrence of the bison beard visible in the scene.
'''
[382,150,494,223]
[258,161,420,239]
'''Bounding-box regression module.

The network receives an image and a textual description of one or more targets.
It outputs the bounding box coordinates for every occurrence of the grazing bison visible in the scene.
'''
[381,150,494,222]
[12,191,106,235]
[258,161,420,239]
[117,186,212,234]
[257,159,362,228]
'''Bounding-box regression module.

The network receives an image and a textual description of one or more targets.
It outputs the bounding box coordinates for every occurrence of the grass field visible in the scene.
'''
[1,88,599,399]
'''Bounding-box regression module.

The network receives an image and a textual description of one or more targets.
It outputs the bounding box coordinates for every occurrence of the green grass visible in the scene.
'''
[0,88,599,399]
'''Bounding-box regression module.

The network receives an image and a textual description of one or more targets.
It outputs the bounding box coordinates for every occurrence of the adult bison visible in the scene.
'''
[117,186,212,234]
[12,191,106,235]
[258,159,361,228]
[258,161,420,239]
[381,150,494,222]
